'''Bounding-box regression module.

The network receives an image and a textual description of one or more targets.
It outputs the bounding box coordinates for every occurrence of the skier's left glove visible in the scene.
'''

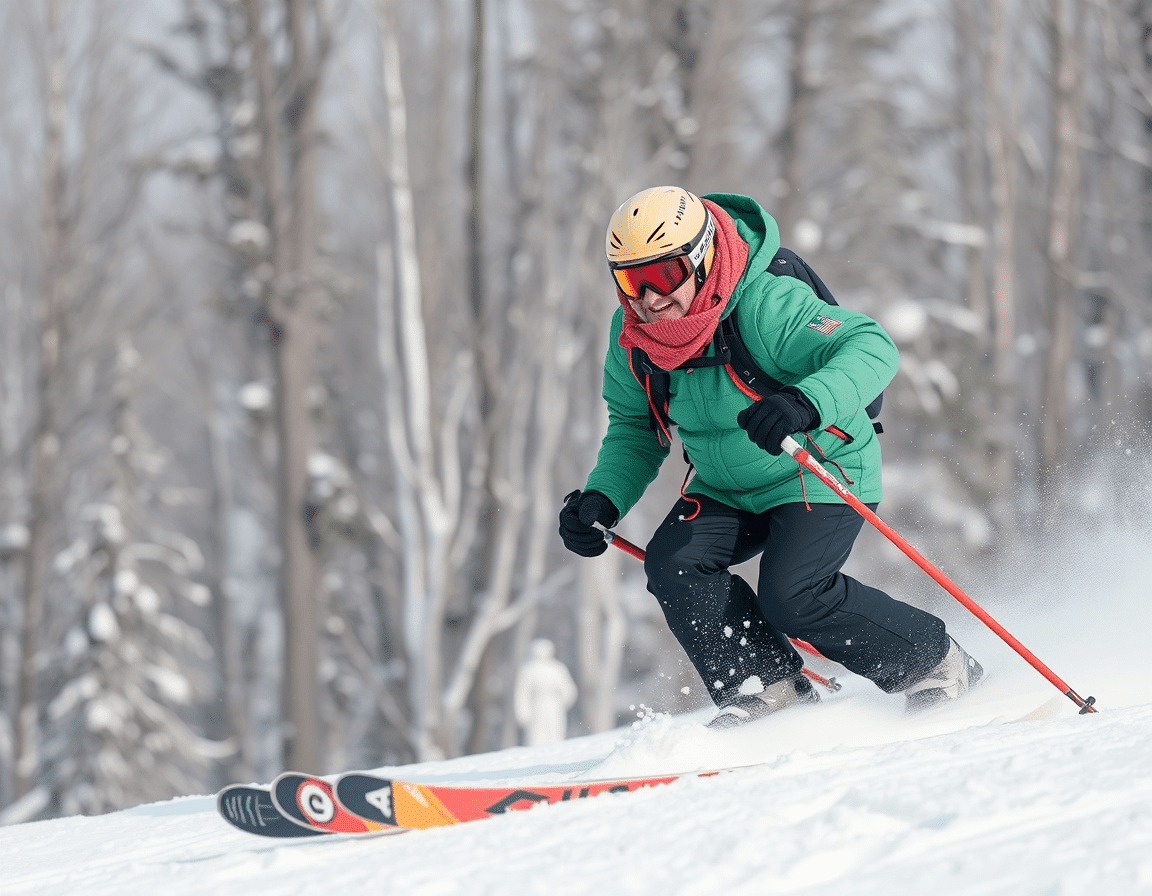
[558,490,619,557]
[737,388,820,455]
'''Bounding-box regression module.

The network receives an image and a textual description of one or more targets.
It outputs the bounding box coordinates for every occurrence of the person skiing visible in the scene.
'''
[559,186,983,729]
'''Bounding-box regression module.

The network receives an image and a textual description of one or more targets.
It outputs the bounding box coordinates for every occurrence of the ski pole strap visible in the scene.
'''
[779,436,1099,714]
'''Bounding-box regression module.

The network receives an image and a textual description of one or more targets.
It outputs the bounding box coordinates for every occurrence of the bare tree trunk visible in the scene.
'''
[15,0,66,801]
[981,0,1024,531]
[461,0,500,755]
[246,0,328,773]
[953,0,989,327]
[776,0,817,240]
[985,0,1019,381]
[1040,0,1087,519]
[683,2,750,185]
[466,0,491,421]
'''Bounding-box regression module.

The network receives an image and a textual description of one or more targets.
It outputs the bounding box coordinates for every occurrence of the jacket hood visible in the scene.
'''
[702,193,781,319]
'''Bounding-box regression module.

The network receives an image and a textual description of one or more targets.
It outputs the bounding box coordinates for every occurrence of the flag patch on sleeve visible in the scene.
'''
[806,314,842,336]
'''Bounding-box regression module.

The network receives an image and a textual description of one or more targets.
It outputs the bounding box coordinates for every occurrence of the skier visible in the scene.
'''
[513,639,579,745]
[559,186,984,729]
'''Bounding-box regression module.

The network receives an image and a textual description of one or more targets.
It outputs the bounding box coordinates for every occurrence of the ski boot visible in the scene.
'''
[905,637,985,713]
[707,673,820,730]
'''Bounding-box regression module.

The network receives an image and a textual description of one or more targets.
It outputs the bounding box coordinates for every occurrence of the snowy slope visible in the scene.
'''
[2,675,1150,894]
[3,537,1152,895]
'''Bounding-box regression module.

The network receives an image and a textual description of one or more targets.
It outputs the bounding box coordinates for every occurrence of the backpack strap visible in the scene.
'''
[630,337,733,440]
[628,347,674,445]
[714,312,786,400]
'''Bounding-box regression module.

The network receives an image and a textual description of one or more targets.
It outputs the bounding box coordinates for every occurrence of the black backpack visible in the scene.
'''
[628,247,883,441]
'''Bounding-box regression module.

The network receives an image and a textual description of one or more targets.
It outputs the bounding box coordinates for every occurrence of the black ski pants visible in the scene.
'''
[644,495,950,702]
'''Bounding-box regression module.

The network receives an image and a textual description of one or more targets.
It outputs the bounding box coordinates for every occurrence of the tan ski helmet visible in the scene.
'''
[605,187,716,297]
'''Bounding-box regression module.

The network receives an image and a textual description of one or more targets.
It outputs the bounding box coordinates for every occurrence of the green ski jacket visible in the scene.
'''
[584,192,899,519]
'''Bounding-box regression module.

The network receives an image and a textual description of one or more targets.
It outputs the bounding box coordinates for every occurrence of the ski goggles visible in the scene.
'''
[608,211,715,299]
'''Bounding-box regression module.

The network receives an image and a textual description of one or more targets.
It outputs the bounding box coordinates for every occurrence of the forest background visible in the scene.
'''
[1,0,1150,822]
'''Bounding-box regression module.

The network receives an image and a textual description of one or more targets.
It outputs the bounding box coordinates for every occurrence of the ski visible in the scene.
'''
[331,768,714,832]
[218,696,1066,838]
[217,783,327,839]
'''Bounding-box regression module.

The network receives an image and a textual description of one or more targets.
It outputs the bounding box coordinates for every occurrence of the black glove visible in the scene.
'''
[558,490,619,557]
[736,388,820,455]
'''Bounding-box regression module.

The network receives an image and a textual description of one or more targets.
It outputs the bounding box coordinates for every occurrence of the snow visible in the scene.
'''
[3,537,1152,894]
[4,701,1152,895]
[3,687,1150,893]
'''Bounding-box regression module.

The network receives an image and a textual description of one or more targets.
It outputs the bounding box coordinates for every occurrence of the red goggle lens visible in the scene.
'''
[611,254,694,299]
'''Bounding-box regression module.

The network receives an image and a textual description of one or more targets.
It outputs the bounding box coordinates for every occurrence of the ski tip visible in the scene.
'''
[216,783,328,838]
[272,771,391,835]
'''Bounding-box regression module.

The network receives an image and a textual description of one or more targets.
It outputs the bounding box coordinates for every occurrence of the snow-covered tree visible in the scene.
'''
[41,339,231,815]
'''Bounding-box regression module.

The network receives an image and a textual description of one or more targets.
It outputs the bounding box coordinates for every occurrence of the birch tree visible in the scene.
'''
[367,0,470,760]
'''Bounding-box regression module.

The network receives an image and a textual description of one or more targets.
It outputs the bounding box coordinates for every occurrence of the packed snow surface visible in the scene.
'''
[2,534,1152,895]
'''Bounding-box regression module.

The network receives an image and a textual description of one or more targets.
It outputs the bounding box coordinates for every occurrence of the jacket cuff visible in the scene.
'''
[781,386,821,430]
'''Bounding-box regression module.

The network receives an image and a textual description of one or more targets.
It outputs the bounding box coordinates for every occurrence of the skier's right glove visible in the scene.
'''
[558,490,619,557]
[737,388,820,455]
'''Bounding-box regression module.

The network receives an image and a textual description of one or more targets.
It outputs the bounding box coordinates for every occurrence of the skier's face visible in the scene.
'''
[629,276,697,323]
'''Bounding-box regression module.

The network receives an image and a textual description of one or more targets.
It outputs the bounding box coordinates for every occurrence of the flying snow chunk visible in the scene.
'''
[738,676,764,696]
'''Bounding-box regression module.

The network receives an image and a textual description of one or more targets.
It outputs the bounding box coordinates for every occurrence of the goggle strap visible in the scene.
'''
[686,211,714,269]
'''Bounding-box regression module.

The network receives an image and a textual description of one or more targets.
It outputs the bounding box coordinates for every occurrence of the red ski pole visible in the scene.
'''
[780,435,1097,713]
[601,528,842,693]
